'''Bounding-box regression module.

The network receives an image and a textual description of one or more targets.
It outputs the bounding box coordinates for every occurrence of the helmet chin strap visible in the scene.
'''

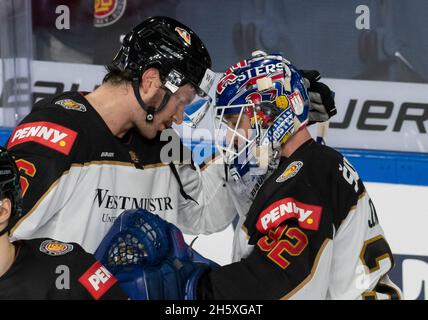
[0,200,8,237]
[0,225,9,237]
[132,77,172,122]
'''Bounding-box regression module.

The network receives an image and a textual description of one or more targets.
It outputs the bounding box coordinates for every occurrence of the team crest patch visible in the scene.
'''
[175,27,191,45]
[39,240,74,256]
[55,99,87,112]
[94,0,127,27]
[276,161,303,183]
[275,95,289,109]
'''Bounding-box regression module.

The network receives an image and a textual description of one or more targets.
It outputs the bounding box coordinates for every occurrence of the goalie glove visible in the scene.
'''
[299,69,337,125]
[95,208,218,300]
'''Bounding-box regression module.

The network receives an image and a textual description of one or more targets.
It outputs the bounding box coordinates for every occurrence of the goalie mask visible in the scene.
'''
[214,51,310,169]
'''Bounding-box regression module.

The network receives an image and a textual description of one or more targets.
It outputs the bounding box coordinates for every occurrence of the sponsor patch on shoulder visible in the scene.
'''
[256,197,322,232]
[55,99,87,112]
[79,261,118,300]
[39,240,74,256]
[7,121,78,155]
[276,161,303,183]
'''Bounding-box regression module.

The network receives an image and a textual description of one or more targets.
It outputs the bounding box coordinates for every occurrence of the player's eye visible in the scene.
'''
[224,115,239,127]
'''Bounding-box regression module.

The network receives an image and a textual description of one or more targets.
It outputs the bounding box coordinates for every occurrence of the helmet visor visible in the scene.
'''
[167,67,216,128]
[182,96,212,128]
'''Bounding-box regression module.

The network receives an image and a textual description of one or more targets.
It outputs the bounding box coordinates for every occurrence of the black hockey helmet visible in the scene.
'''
[0,147,23,237]
[112,16,215,122]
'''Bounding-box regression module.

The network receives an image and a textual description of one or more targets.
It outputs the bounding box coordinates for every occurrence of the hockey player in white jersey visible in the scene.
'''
[7,17,237,253]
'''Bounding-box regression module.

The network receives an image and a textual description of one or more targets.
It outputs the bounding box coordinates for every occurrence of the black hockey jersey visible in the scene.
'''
[198,139,401,299]
[0,238,127,300]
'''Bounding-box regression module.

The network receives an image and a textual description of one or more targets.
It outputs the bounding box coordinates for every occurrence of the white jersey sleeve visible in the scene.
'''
[327,191,402,299]
[173,157,238,235]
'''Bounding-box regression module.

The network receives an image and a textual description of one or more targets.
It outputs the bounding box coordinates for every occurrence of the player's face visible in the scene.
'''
[224,112,252,145]
[0,198,12,236]
[214,104,262,165]
[222,111,258,162]
[157,84,196,129]
[135,82,195,140]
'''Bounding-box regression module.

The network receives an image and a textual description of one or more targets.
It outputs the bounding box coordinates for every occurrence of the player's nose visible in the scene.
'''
[173,108,184,125]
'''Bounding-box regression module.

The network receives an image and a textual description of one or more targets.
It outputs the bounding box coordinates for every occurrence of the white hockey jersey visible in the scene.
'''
[8,92,237,253]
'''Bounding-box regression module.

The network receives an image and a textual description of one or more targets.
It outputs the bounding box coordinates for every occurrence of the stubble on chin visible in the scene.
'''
[135,122,158,140]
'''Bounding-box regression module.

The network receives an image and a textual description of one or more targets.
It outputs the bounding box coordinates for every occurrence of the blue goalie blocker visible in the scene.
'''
[95,208,219,300]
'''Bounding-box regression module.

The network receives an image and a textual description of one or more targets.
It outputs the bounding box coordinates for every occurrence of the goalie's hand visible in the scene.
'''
[299,69,337,125]
[95,209,218,300]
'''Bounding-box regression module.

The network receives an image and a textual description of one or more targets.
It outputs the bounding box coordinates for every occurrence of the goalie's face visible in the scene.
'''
[214,104,261,165]
[224,112,252,140]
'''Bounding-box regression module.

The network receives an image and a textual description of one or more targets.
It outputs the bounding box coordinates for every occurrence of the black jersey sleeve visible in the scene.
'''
[7,104,85,238]
[16,238,129,300]
[197,219,332,299]
[38,239,129,300]
[66,243,129,300]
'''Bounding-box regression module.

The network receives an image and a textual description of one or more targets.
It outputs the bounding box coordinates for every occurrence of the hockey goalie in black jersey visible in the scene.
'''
[103,51,401,300]
[0,147,127,300]
[196,51,401,299]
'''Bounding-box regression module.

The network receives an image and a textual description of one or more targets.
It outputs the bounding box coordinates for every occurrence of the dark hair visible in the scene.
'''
[102,62,168,86]
[103,63,134,85]
[0,191,13,207]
